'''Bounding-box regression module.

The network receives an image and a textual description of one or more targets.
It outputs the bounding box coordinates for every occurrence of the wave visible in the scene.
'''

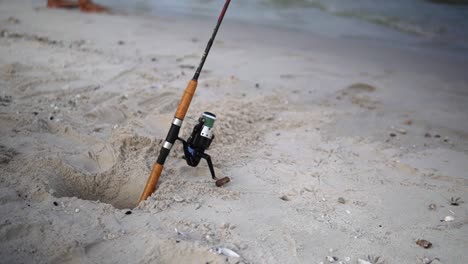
[264,0,450,37]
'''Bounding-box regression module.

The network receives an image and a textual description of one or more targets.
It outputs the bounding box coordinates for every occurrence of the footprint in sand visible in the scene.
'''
[0,145,18,165]
[85,105,127,124]
[336,83,379,110]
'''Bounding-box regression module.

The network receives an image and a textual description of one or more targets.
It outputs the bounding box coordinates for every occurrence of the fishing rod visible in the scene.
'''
[139,0,232,203]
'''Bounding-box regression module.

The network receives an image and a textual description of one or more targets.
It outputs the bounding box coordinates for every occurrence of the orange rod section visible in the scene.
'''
[138,163,164,203]
[175,79,198,120]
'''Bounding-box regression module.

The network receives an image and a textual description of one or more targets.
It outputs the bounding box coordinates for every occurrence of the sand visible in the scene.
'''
[1,1,468,263]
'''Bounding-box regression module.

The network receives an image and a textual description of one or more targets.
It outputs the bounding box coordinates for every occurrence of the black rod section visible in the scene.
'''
[193,0,231,81]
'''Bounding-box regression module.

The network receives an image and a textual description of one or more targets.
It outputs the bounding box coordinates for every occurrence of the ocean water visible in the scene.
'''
[100,0,468,51]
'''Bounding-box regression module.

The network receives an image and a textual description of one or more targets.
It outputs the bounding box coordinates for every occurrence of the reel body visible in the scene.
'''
[178,112,230,187]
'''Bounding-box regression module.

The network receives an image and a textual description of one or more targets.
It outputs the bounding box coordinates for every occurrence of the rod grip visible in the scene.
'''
[138,163,164,203]
[175,79,198,120]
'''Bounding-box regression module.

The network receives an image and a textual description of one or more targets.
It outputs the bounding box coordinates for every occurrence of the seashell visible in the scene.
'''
[358,255,384,264]
[209,247,240,258]
[416,239,432,249]
[173,195,185,202]
[174,228,185,237]
[443,215,454,222]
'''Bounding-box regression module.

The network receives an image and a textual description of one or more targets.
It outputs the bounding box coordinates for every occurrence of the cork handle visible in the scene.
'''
[138,163,164,203]
[175,79,198,120]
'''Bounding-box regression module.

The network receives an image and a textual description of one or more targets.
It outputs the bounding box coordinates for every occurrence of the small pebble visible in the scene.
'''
[389,133,396,137]
[424,132,431,138]
[75,208,80,213]
[49,116,54,120]
[416,239,432,249]
[397,128,407,135]
[255,83,260,88]
[404,119,412,125]
[195,203,201,210]
[125,211,132,215]
[337,197,346,204]
[118,40,125,45]
[326,256,338,262]
[280,195,290,201]
[428,203,436,210]
[434,134,441,138]
[53,201,58,206]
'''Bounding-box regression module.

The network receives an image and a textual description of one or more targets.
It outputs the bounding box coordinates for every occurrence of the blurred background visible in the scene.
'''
[99,0,468,51]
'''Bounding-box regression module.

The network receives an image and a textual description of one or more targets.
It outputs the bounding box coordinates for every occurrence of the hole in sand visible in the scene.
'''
[45,135,160,209]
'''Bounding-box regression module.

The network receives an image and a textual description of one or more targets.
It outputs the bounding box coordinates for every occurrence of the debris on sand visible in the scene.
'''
[396,128,407,135]
[280,195,290,201]
[416,239,432,249]
[417,256,440,264]
[0,95,12,106]
[325,255,338,262]
[424,133,431,138]
[449,197,463,206]
[174,228,187,238]
[442,216,454,222]
[428,203,437,210]
[209,247,240,258]
[389,133,396,137]
[173,195,185,202]
[179,64,196,69]
[358,255,384,264]
[347,83,377,92]
[7,16,20,24]
[337,197,346,204]
[0,145,18,164]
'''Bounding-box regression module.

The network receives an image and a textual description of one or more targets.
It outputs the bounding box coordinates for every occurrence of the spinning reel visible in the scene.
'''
[178,112,230,187]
